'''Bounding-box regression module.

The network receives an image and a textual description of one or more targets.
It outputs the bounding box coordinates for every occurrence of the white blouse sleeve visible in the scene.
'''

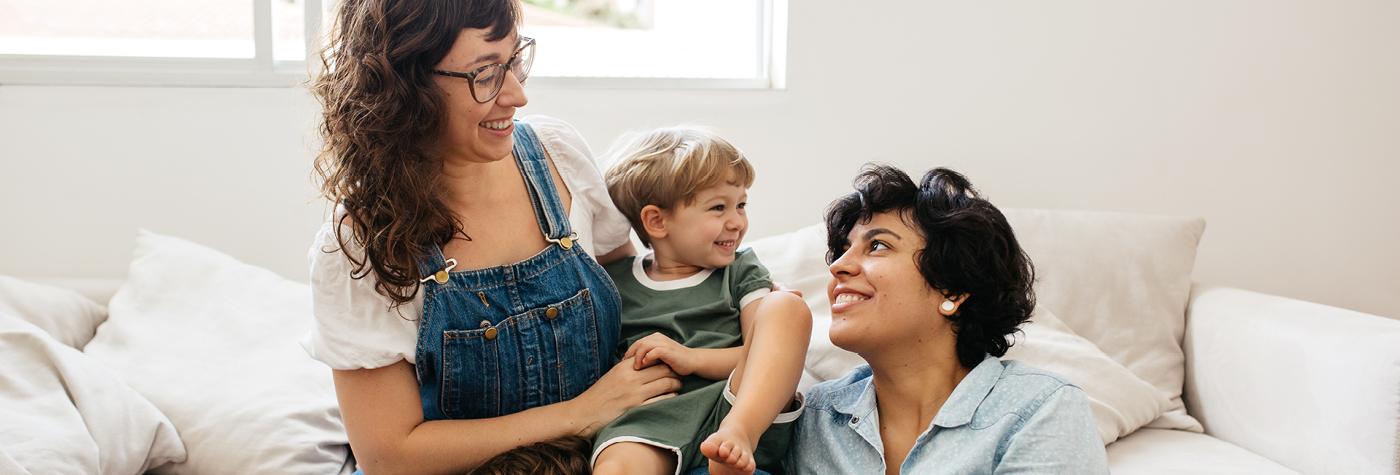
[525,115,634,257]
[301,221,421,370]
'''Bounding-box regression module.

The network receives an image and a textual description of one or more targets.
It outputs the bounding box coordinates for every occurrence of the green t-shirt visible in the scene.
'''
[604,248,773,391]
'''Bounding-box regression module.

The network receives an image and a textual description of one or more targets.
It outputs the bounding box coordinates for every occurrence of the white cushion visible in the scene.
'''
[1005,308,1166,444]
[1001,209,1206,431]
[0,275,107,348]
[1106,429,1297,474]
[0,312,185,474]
[749,222,1168,444]
[83,231,351,475]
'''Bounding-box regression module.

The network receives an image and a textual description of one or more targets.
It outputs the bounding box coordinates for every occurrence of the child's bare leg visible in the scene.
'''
[701,292,812,475]
[593,441,675,475]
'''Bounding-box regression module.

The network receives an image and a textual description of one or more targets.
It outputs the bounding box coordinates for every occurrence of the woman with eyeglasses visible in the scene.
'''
[304,1,680,473]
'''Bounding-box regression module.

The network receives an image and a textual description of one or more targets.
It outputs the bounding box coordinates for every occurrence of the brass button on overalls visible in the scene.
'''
[479,320,498,340]
[545,307,560,320]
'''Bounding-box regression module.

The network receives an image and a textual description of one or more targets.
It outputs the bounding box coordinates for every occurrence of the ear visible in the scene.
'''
[639,204,668,243]
[937,293,969,316]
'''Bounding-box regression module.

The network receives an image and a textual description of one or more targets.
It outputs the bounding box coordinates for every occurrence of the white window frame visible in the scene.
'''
[0,0,324,87]
[0,0,785,89]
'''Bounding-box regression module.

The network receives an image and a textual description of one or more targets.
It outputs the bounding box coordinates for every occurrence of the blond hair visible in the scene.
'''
[604,127,755,248]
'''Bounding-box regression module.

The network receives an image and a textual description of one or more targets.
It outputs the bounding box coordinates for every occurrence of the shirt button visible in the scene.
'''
[527,356,535,365]
[545,307,560,319]
[484,327,498,340]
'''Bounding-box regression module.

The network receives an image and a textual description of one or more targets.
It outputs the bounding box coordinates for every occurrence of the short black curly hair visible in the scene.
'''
[825,165,1036,369]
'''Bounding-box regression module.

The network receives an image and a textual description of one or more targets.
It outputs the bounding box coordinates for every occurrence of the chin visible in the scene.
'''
[826,320,866,353]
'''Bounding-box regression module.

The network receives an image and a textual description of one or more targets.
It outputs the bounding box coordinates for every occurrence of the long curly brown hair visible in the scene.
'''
[312,0,520,307]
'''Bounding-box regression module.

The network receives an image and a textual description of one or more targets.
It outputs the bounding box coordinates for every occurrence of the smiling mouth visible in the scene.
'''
[834,293,869,304]
[480,119,512,131]
[714,239,738,250]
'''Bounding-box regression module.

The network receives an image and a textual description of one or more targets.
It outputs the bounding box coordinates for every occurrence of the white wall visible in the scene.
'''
[2,1,1397,318]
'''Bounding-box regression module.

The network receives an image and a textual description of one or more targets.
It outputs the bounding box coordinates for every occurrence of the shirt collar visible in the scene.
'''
[831,365,878,419]
[830,355,1003,429]
[932,354,1003,428]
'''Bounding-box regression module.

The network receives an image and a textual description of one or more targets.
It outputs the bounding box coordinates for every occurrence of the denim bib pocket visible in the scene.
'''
[439,325,504,419]
[541,287,603,401]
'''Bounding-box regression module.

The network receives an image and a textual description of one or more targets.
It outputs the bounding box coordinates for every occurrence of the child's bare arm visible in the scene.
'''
[624,333,743,379]
[685,347,745,380]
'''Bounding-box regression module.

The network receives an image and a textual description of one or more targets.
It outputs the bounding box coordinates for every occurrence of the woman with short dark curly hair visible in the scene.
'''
[786,165,1108,473]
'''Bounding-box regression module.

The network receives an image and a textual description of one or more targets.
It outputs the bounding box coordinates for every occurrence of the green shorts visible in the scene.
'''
[590,377,804,474]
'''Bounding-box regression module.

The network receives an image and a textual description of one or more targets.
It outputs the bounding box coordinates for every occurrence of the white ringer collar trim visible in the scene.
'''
[632,253,715,291]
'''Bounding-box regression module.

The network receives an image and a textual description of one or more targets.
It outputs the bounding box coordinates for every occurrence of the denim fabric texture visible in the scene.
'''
[786,355,1109,474]
[412,121,623,421]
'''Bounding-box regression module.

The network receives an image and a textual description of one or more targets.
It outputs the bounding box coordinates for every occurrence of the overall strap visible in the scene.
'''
[417,245,456,285]
[512,121,576,246]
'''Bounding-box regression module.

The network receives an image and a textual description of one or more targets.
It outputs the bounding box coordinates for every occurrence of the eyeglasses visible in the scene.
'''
[432,36,536,104]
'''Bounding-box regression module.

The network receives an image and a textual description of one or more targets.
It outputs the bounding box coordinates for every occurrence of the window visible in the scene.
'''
[522,0,786,88]
[0,0,783,88]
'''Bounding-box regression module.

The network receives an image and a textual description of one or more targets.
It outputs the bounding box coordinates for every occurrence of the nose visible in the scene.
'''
[495,69,528,108]
[828,247,858,279]
[726,213,745,231]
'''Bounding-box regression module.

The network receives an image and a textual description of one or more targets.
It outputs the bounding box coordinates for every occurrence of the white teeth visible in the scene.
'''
[480,119,511,130]
[834,293,868,304]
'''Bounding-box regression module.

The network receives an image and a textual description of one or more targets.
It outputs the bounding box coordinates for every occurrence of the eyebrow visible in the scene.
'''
[470,52,503,65]
[466,34,519,67]
[861,227,902,241]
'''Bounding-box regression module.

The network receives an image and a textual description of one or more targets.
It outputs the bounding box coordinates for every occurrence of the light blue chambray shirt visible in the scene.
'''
[786,355,1108,474]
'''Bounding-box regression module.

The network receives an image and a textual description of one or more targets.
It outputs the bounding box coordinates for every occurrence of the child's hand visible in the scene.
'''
[623,333,698,375]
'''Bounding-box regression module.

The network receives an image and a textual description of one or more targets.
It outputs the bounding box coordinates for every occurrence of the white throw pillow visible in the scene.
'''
[748,221,1169,444]
[1005,307,1167,444]
[0,275,107,348]
[83,231,351,475]
[0,311,185,474]
[1002,209,1205,431]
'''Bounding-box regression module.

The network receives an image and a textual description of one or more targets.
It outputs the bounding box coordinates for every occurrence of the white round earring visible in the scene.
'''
[940,300,956,313]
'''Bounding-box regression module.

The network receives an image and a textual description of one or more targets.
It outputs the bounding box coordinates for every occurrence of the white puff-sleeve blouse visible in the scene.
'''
[301,116,632,370]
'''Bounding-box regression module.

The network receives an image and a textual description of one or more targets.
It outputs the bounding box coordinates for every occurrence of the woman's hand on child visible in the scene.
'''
[570,359,681,437]
[624,332,700,375]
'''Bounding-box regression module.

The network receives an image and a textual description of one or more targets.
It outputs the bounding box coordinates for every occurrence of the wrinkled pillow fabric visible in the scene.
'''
[1005,307,1168,444]
[83,230,352,475]
[0,312,185,474]
[0,275,107,348]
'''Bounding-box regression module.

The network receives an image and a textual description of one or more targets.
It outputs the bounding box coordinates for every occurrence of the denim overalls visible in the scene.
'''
[413,121,622,421]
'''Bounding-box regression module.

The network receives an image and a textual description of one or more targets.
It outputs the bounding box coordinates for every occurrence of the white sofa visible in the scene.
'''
[2,209,1397,474]
[1112,283,1400,474]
